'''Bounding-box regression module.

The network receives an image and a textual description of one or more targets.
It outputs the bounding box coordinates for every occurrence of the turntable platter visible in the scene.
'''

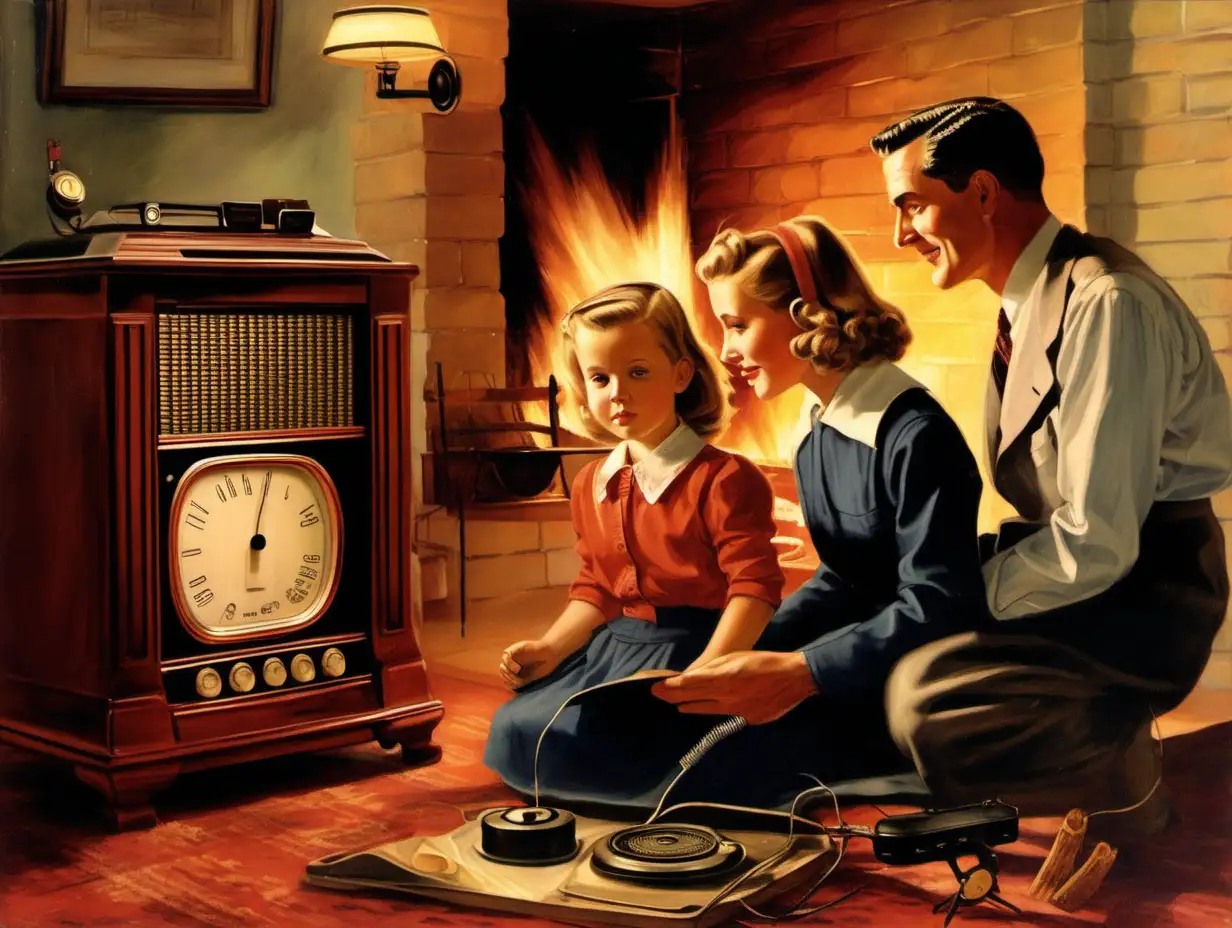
[591,824,745,882]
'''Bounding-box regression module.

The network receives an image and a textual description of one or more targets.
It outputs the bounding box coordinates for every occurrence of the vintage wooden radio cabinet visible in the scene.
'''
[0,228,443,829]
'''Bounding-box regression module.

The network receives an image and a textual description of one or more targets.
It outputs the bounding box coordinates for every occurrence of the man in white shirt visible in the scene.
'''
[871,96,1232,840]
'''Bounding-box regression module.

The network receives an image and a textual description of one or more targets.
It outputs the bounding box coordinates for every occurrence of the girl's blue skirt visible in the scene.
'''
[483,608,721,809]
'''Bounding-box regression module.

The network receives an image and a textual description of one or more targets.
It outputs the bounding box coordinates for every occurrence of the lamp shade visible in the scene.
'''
[322,5,445,66]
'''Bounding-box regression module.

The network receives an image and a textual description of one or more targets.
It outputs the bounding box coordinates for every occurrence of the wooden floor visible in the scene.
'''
[3,662,1228,928]
[1,588,1228,927]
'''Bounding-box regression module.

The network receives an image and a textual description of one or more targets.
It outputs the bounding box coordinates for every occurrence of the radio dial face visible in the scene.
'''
[168,454,343,643]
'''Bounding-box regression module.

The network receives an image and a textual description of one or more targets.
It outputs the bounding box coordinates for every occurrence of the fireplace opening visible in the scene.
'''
[501,2,684,391]
[500,0,813,469]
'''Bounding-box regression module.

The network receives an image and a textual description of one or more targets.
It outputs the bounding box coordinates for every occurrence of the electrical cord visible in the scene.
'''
[46,211,80,237]
[1087,707,1164,821]
[645,716,748,824]
[531,682,751,813]
[529,686,866,920]
[729,777,863,921]
[635,780,857,922]
[639,716,863,920]
[532,681,615,808]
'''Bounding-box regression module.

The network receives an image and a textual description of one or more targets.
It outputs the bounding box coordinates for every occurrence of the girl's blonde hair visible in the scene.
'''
[695,216,911,372]
[559,282,726,441]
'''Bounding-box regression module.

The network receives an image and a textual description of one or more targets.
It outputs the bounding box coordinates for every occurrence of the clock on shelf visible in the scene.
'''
[0,229,442,830]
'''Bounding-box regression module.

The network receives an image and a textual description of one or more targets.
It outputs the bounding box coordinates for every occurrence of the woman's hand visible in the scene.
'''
[499,639,561,691]
[651,651,817,724]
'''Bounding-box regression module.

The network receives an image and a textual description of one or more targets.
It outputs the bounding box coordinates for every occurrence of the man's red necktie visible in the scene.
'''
[991,307,1013,397]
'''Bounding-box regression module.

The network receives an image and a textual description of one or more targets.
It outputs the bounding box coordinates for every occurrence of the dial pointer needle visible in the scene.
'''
[251,471,270,551]
[247,471,270,592]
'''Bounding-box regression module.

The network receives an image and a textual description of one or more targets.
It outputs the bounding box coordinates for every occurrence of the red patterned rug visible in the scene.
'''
[1,672,1229,927]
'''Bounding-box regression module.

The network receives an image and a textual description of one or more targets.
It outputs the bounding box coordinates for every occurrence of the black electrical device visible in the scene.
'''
[868,800,1023,926]
[871,800,1019,865]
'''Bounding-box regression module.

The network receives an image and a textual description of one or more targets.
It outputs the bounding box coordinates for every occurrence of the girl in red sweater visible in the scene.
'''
[483,281,784,808]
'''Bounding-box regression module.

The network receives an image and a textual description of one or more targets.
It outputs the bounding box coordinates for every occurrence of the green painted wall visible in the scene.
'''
[0,0,364,253]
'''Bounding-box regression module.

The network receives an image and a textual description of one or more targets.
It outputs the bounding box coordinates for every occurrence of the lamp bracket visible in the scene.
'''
[376,88,431,99]
[374,57,460,113]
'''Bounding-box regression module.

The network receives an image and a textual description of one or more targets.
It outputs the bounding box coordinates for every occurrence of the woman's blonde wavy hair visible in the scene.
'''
[558,282,727,442]
[694,216,911,373]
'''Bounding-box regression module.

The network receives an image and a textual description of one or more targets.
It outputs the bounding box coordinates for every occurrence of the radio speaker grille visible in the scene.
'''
[157,312,354,435]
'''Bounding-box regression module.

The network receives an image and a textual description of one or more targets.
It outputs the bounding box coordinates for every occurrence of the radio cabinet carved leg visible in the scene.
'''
[374,718,444,766]
[74,763,181,832]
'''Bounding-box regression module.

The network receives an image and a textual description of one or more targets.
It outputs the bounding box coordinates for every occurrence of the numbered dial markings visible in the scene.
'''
[170,456,341,641]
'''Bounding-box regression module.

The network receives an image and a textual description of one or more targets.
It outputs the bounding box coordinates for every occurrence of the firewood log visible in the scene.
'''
[1028,808,1087,900]
[1050,841,1118,912]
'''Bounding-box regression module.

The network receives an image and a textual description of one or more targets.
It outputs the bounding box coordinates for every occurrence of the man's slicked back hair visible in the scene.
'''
[870,96,1045,201]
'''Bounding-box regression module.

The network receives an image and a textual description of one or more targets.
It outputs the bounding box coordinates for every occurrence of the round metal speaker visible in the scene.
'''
[591,824,745,882]
[478,806,579,866]
[428,57,461,114]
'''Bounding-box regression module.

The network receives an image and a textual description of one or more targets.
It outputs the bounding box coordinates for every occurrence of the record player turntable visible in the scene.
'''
[305,804,837,928]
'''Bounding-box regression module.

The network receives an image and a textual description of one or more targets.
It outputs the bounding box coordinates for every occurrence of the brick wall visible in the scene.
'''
[685,0,1089,534]
[421,516,579,602]
[349,0,509,628]
[1084,0,1232,686]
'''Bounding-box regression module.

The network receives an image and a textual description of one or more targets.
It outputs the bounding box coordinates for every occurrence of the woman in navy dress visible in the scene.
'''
[649,216,990,810]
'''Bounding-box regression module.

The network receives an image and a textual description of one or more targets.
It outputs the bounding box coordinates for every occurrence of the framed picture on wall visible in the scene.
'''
[37,0,277,108]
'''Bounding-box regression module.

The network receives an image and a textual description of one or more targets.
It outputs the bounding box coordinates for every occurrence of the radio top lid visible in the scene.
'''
[0,228,405,272]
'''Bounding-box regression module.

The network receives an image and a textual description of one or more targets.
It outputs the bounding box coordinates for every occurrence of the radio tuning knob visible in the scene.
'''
[195,667,222,699]
[321,647,346,678]
[229,662,256,693]
[291,653,316,683]
[263,657,287,687]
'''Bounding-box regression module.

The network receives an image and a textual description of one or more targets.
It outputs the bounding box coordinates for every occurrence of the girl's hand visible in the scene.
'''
[499,639,560,691]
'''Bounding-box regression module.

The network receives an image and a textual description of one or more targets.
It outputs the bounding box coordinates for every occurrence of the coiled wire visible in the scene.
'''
[646,716,748,823]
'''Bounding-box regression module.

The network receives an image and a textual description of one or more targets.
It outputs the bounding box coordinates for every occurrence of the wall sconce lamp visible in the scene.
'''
[323,4,461,113]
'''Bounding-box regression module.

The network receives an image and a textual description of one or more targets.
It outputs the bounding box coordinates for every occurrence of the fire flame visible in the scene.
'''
[519,123,808,465]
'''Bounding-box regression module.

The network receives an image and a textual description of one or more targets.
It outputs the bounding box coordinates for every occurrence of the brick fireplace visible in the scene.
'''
[347,0,1231,685]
